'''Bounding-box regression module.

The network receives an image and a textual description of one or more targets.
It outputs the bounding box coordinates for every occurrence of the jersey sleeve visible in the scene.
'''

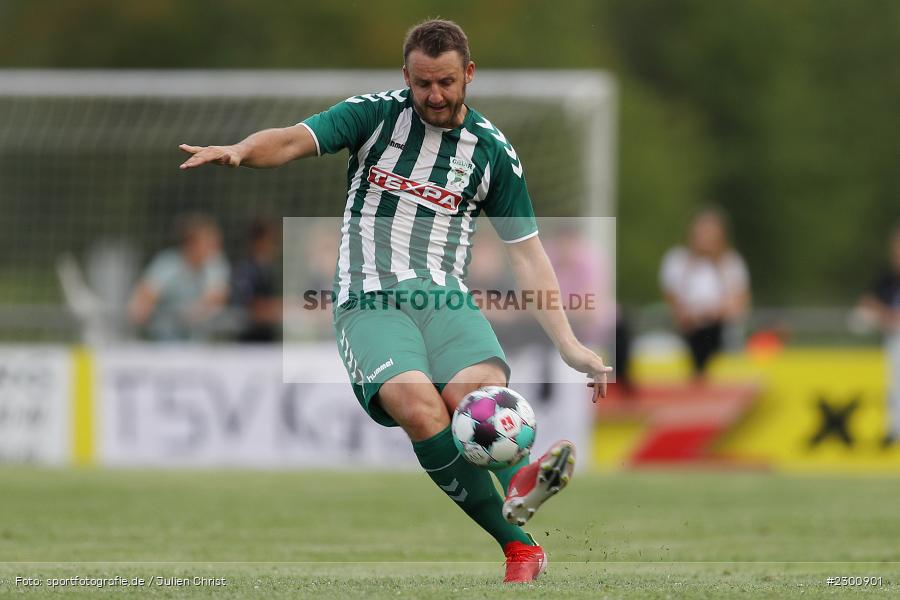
[482,140,538,243]
[301,97,380,156]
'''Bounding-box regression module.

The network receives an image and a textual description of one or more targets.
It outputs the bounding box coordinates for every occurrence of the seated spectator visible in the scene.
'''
[660,207,750,376]
[232,218,281,342]
[128,214,229,341]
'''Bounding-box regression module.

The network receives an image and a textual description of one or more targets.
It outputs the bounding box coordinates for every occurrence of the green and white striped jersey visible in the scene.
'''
[301,89,538,305]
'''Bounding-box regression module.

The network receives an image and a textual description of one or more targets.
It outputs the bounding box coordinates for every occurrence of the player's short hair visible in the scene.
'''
[403,19,470,68]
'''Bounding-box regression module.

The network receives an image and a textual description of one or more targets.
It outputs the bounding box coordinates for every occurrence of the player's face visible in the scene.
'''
[403,50,475,128]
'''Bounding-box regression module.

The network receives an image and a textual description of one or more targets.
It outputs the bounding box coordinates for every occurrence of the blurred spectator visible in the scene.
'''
[857,225,900,447]
[612,309,634,395]
[305,222,341,293]
[467,230,536,352]
[232,218,281,343]
[127,214,229,341]
[660,207,750,376]
[299,222,341,340]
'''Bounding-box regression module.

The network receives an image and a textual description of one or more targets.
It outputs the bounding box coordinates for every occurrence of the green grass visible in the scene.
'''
[1,469,899,598]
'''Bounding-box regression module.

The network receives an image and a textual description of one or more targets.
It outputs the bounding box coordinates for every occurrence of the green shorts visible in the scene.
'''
[332,277,510,427]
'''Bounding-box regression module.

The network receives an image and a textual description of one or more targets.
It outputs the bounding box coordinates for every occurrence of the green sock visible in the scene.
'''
[493,453,530,495]
[413,425,532,548]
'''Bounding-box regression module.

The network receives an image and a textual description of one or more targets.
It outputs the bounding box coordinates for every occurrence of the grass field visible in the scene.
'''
[1,468,898,598]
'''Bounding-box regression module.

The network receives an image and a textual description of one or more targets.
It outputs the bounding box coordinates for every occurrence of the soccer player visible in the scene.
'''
[179,19,612,583]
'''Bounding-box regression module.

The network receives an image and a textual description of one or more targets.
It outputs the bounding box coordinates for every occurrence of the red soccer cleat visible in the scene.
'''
[502,440,576,526]
[503,539,547,583]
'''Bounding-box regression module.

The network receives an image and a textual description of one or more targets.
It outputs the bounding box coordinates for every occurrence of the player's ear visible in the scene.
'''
[464,61,475,84]
[402,64,411,87]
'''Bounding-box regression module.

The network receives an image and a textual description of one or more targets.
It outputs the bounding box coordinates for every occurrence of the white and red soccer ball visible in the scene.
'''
[451,386,536,469]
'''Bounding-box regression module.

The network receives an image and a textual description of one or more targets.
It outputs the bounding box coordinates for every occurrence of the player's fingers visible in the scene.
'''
[586,367,612,402]
[587,378,603,403]
[180,154,213,169]
[179,144,203,154]
[589,380,600,403]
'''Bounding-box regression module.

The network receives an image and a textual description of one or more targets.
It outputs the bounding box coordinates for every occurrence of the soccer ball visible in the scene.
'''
[451,386,536,470]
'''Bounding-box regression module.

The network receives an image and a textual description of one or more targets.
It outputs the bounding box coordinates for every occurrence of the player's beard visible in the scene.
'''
[416,83,467,128]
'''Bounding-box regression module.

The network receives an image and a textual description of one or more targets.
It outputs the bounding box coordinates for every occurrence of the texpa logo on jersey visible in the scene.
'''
[367,166,462,214]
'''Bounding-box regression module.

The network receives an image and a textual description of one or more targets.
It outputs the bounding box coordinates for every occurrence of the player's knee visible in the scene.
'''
[441,360,508,411]
[403,405,449,440]
[400,399,449,441]
[440,380,504,411]
[379,380,449,440]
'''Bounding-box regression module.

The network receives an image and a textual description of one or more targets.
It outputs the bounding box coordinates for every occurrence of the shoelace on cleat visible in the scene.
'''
[505,547,540,565]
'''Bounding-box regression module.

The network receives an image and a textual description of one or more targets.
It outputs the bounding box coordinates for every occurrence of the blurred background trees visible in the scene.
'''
[2,0,897,306]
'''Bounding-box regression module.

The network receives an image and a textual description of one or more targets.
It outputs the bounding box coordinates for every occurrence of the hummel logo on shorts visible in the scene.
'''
[366,358,395,383]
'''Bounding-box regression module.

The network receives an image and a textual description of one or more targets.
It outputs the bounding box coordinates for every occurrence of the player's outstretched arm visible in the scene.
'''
[506,236,613,402]
[179,124,318,170]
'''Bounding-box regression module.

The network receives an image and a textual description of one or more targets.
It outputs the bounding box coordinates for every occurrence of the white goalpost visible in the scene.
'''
[0,69,616,341]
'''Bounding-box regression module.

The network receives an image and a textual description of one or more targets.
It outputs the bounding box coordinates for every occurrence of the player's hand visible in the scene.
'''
[179,144,242,169]
[559,341,614,403]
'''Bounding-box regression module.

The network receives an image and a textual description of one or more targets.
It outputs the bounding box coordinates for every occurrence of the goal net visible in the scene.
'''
[0,70,616,341]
